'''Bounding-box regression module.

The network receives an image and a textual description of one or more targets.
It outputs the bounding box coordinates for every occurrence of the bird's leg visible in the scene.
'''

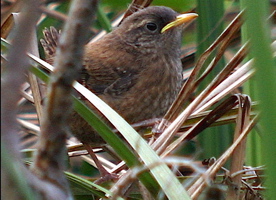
[83,143,118,184]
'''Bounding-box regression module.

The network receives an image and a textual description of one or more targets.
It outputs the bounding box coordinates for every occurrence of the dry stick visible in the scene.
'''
[188,115,258,199]
[31,0,98,197]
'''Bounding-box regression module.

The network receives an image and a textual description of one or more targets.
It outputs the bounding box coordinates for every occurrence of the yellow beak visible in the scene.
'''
[161,13,198,33]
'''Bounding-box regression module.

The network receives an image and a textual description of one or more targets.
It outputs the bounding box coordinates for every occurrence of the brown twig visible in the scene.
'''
[31,0,98,197]
[1,0,41,163]
[1,0,44,199]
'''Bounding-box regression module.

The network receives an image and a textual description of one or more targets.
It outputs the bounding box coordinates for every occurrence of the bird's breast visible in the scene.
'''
[103,56,182,124]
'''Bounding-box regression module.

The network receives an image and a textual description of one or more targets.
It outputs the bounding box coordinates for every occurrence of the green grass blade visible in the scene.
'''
[243,0,276,199]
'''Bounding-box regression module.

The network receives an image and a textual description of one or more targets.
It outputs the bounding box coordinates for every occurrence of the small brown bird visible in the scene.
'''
[41,6,197,181]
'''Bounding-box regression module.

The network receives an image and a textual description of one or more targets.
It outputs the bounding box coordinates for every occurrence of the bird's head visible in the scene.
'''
[115,6,198,55]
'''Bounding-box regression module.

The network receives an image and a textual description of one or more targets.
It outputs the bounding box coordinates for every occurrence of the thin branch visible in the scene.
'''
[1,0,41,160]
[1,0,42,199]
[31,0,98,197]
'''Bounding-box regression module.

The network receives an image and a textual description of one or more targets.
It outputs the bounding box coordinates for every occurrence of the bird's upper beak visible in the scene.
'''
[161,13,198,33]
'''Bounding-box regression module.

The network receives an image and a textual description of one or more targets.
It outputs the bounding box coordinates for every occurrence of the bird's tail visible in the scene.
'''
[40,26,60,61]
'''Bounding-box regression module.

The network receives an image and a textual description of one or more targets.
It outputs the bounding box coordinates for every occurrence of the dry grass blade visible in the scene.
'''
[198,41,248,98]
[16,13,45,121]
[227,95,252,199]
[152,56,253,154]
[1,0,23,26]
[179,102,258,132]
[2,12,48,122]
[194,59,254,114]
[161,95,240,157]
[67,139,122,176]
[17,82,33,103]
[161,11,244,125]
[17,118,40,134]
[39,4,68,22]
[1,13,15,38]
[194,12,244,86]
[27,73,44,121]
[193,42,249,111]
[188,115,258,199]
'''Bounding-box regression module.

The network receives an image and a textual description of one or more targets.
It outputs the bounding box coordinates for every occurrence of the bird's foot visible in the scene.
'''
[83,143,119,184]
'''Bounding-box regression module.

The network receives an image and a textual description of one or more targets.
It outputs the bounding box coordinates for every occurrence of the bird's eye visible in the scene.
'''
[145,23,158,32]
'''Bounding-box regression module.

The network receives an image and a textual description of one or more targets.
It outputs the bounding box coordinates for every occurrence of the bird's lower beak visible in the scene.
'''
[161,13,198,33]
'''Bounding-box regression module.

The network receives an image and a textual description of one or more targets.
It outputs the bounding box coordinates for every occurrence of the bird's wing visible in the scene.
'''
[103,72,139,97]
[82,65,139,97]
[83,37,141,97]
[40,27,140,97]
